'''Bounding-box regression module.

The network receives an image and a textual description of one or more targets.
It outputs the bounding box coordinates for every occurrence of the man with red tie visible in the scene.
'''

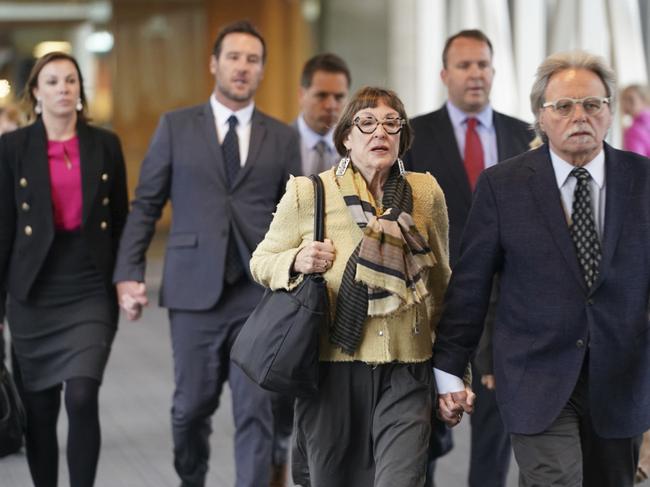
[404,29,534,487]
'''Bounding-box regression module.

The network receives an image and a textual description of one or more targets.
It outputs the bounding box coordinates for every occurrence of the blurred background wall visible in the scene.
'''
[0,0,649,226]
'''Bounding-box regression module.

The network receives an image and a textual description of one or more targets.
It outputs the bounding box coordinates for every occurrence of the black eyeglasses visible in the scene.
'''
[541,96,611,117]
[353,116,405,134]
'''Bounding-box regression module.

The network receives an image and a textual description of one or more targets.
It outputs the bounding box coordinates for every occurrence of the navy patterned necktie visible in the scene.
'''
[222,115,240,187]
[569,167,601,288]
[222,114,244,284]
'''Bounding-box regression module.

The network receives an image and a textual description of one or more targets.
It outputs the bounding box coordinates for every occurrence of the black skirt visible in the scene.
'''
[7,231,117,392]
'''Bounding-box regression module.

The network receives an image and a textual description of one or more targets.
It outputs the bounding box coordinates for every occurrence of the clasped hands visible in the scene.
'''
[437,387,476,427]
[292,239,335,274]
[116,281,148,321]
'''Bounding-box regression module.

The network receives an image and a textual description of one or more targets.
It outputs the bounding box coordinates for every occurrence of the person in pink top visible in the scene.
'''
[621,84,650,157]
[0,52,128,487]
[620,84,650,485]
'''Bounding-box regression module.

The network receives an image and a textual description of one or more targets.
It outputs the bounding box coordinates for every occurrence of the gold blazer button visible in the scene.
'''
[101,173,109,182]
[19,178,28,188]
[100,221,108,230]
[102,197,110,206]
[21,202,30,211]
[24,225,33,236]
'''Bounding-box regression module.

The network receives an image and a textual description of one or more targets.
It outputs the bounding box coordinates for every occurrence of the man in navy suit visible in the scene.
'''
[434,50,649,486]
[113,21,301,487]
[404,29,533,487]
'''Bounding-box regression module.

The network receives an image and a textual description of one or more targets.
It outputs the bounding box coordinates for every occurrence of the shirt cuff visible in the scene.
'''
[434,368,466,394]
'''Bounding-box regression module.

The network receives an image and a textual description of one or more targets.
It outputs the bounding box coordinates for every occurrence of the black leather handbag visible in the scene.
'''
[231,175,327,397]
[0,361,25,457]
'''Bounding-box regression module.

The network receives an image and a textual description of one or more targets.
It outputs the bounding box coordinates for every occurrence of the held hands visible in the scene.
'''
[116,280,148,321]
[292,239,335,275]
[437,386,476,427]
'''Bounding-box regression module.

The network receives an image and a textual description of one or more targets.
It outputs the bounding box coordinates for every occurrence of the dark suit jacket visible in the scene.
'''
[0,118,128,311]
[404,104,533,373]
[113,102,301,310]
[404,104,534,265]
[433,143,650,438]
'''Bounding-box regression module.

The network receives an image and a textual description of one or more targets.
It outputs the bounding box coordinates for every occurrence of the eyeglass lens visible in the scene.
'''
[355,116,403,134]
[554,97,606,116]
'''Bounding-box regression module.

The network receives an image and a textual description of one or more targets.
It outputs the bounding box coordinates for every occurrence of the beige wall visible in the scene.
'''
[110,0,311,227]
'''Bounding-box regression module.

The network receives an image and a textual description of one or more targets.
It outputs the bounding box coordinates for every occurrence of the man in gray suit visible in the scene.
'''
[295,52,350,176]
[113,20,301,487]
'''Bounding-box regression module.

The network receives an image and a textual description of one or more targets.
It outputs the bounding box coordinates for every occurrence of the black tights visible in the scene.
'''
[23,377,101,487]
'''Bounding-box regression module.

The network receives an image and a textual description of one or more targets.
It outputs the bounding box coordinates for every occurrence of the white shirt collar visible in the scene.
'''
[209,94,254,128]
[297,114,335,152]
[446,100,494,130]
[550,147,606,189]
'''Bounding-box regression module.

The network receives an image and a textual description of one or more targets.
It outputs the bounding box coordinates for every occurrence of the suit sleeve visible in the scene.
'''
[113,115,173,283]
[433,171,503,377]
[279,129,302,202]
[250,176,311,291]
[108,133,129,259]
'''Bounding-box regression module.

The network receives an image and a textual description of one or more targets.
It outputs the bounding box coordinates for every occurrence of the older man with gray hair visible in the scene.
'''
[432,50,650,486]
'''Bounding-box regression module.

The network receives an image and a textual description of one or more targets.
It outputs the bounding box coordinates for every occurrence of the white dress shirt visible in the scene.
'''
[446,101,498,169]
[210,94,254,167]
[550,148,606,237]
[297,114,338,175]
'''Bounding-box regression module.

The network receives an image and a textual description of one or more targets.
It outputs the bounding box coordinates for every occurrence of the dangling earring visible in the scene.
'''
[76,98,83,112]
[35,98,42,115]
[397,158,406,177]
[336,151,351,176]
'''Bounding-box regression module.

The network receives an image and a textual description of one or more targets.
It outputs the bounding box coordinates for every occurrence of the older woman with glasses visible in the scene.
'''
[250,86,464,487]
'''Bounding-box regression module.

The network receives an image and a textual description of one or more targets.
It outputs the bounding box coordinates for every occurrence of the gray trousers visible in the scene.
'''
[169,280,273,487]
[294,361,432,487]
[511,363,641,487]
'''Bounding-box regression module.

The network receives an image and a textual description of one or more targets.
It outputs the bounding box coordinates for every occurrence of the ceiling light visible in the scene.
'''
[33,41,72,58]
[85,31,114,54]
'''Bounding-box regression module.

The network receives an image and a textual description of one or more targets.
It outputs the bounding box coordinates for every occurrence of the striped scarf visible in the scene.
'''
[330,164,436,355]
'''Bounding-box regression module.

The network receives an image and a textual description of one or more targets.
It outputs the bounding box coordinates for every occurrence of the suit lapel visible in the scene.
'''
[77,121,101,224]
[232,109,266,190]
[198,103,228,185]
[591,144,629,293]
[433,106,472,205]
[23,119,54,224]
[526,146,586,291]
[494,112,517,161]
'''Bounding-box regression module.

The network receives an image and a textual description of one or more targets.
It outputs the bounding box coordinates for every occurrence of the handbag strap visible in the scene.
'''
[310,175,324,243]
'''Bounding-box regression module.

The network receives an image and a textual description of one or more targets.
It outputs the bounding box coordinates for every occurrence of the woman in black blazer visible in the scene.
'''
[0,52,128,487]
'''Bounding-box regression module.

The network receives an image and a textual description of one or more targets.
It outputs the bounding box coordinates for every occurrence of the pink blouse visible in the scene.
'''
[47,136,82,231]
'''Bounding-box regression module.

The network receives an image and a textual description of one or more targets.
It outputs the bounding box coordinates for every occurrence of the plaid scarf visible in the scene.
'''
[330,164,436,355]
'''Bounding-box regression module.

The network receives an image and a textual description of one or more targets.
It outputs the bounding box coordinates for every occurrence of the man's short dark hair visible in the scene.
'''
[442,29,493,68]
[300,53,351,89]
[212,20,266,63]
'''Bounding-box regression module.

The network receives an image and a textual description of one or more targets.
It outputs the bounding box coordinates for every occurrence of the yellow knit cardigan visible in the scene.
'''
[250,168,451,364]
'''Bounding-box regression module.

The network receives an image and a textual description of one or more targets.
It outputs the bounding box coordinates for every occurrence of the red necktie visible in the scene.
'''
[463,117,484,190]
